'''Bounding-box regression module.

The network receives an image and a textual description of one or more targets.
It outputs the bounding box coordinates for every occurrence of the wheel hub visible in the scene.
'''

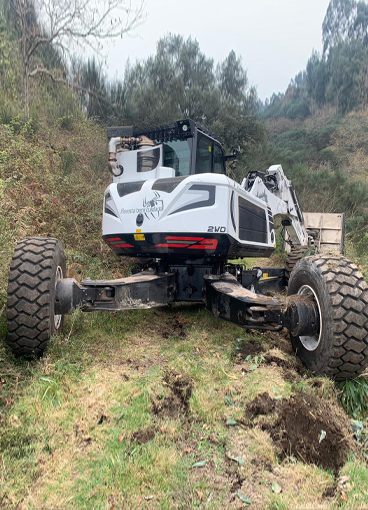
[297,285,322,351]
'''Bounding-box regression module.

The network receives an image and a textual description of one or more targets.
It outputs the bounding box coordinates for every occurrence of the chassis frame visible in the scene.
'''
[54,265,319,339]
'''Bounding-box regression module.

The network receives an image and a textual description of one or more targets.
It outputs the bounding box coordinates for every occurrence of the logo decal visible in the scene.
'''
[121,191,164,219]
[207,226,226,233]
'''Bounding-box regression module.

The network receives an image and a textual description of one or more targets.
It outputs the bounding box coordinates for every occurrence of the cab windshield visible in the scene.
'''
[162,134,225,176]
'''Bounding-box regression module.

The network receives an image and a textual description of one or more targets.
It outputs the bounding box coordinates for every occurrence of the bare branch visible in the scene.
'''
[9,0,145,117]
[29,66,115,107]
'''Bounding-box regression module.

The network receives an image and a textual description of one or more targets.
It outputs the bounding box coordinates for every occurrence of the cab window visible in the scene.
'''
[163,139,193,177]
[214,144,225,174]
[195,133,213,174]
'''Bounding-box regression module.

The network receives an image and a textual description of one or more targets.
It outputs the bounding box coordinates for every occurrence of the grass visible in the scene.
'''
[1,232,368,508]
[339,378,368,418]
[2,301,368,509]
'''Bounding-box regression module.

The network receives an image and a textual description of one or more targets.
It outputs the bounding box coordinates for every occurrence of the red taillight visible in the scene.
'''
[155,236,218,250]
[165,236,205,241]
[188,239,218,250]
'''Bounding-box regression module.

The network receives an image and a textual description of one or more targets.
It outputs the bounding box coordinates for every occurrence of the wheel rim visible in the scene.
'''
[54,266,63,329]
[297,284,322,351]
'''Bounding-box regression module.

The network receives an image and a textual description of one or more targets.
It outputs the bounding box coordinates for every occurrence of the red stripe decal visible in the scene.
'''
[106,237,121,242]
[155,243,190,248]
[114,244,134,248]
[165,236,205,241]
[155,237,218,250]
[188,239,218,250]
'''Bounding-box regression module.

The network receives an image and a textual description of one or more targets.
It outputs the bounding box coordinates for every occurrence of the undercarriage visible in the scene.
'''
[54,260,317,339]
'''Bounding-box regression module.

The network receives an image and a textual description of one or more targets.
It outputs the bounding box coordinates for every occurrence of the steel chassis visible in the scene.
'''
[55,263,319,339]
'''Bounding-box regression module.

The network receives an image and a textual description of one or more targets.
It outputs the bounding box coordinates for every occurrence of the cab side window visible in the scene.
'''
[214,144,225,174]
[195,133,213,174]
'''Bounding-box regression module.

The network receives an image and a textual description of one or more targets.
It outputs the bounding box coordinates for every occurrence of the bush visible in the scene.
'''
[58,115,74,131]
[60,150,78,175]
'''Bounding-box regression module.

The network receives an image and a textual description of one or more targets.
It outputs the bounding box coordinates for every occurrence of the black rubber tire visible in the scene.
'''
[6,237,66,357]
[285,246,315,281]
[288,255,368,380]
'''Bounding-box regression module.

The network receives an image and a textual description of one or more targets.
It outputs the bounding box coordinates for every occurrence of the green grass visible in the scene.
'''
[2,247,368,508]
[1,303,368,509]
[339,378,368,418]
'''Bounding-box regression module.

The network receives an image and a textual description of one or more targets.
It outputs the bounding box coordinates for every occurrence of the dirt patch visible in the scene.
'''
[73,423,92,449]
[254,392,355,473]
[152,370,194,419]
[322,485,336,498]
[125,357,154,371]
[161,316,187,339]
[152,393,187,419]
[246,392,276,419]
[164,370,193,405]
[263,353,307,380]
[236,340,265,361]
[267,330,294,355]
[131,427,156,444]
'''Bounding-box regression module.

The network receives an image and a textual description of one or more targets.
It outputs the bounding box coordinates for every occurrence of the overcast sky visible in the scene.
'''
[105,0,331,100]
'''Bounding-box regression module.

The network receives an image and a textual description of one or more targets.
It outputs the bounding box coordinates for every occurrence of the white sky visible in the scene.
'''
[105,0,331,100]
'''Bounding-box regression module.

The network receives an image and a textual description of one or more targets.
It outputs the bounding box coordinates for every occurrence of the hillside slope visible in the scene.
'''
[0,118,127,304]
[1,113,368,509]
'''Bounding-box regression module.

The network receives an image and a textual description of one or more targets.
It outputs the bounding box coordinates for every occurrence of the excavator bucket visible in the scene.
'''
[303,212,345,254]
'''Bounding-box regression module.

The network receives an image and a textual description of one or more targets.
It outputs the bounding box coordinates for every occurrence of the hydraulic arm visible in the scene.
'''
[245,165,309,247]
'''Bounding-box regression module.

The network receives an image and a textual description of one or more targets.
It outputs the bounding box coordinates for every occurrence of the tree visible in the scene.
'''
[352,1,368,45]
[326,40,368,113]
[322,0,368,53]
[120,35,263,154]
[77,57,107,119]
[217,50,248,104]
[322,0,356,55]
[5,0,144,117]
[306,51,329,106]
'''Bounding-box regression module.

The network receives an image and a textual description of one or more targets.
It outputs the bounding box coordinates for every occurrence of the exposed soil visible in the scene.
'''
[322,485,336,498]
[125,357,155,371]
[263,352,307,381]
[224,461,244,492]
[236,340,265,361]
[267,330,294,355]
[163,370,193,405]
[246,392,276,419]
[248,392,355,473]
[151,370,194,419]
[151,393,187,419]
[160,315,188,339]
[131,427,156,444]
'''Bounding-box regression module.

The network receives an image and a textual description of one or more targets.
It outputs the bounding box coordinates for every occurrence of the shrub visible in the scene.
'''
[60,150,78,175]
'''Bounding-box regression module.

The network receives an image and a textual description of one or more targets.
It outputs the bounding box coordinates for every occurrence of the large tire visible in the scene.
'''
[7,237,66,357]
[285,246,316,281]
[288,255,368,380]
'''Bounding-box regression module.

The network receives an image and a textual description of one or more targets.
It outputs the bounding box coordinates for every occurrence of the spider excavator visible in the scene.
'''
[6,119,368,380]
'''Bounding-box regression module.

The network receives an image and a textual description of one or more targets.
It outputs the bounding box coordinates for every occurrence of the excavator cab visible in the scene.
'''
[108,119,226,178]
[152,119,226,176]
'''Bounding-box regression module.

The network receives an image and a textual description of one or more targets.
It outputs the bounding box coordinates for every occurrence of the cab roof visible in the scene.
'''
[107,119,224,147]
